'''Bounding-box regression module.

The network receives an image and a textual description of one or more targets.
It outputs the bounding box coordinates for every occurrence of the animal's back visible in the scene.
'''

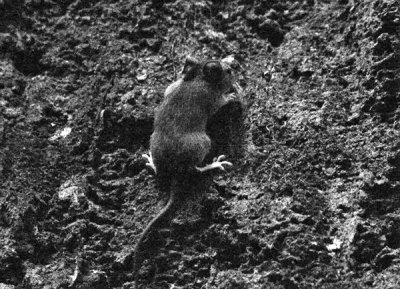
[151,78,215,175]
[154,80,214,133]
[150,130,211,176]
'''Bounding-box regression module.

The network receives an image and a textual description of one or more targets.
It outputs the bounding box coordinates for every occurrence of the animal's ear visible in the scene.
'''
[203,61,223,83]
[182,56,199,81]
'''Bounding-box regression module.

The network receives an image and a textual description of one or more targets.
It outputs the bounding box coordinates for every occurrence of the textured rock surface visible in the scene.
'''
[0,0,399,288]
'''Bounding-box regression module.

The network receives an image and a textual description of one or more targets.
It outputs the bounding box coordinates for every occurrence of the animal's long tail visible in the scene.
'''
[134,180,181,289]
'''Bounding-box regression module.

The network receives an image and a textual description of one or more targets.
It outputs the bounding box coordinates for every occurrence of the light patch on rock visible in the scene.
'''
[58,177,84,205]
[49,127,72,141]
[327,237,342,251]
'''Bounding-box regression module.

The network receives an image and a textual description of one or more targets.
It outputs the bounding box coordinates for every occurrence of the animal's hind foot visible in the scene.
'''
[196,155,233,173]
[142,152,157,174]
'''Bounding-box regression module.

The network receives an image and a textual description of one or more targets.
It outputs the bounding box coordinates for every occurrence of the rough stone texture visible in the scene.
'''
[0,0,400,288]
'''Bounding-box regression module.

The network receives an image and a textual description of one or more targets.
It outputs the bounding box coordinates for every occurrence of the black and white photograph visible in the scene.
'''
[0,0,399,288]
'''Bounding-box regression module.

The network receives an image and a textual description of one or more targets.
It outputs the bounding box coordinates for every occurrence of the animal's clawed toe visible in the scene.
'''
[196,154,233,173]
[142,152,157,174]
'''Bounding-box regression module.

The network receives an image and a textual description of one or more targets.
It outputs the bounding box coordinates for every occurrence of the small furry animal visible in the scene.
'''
[134,56,235,288]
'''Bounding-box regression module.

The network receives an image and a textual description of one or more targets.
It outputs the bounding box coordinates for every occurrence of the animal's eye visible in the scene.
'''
[203,61,223,83]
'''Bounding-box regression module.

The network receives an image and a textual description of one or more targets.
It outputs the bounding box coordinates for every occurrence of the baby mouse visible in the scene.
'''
[134,56,235,288]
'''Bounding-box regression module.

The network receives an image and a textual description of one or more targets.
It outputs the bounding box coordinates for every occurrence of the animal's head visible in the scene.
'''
[164,56,235,98]
[182,56,233,93]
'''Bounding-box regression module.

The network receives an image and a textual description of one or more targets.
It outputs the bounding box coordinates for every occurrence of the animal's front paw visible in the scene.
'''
[196,155,233,173]
[142,152,157,174]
